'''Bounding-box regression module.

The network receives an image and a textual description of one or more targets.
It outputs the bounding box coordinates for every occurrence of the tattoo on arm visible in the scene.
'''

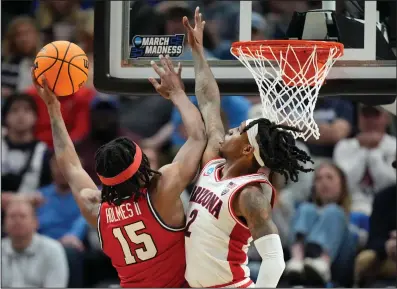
[238,185,278,240]
[47,104,80,168]
[193,54,225,141]
[50,116,67,153]
[46,102,99,227]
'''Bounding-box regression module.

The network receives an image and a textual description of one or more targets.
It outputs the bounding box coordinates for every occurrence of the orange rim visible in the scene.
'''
[231,40,344,61]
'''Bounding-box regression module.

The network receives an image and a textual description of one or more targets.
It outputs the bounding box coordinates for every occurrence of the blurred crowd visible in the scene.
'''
[1,0,396,288]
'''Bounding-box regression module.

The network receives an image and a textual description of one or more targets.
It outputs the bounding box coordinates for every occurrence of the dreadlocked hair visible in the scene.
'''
[243,118,314,183]
[94,137,161,206]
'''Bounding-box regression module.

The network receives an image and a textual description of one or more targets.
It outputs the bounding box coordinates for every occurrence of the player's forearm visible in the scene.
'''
[47,102,83,178]
[192,52,221,106]
[170,90,206,141]
[192,52,224,139]
[255,234,285,287]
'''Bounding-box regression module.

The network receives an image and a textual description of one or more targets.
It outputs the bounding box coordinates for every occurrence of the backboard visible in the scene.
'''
[93,1,396,111]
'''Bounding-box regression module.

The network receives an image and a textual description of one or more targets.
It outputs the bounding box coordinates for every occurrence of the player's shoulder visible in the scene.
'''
[158,162,179,175]
[241,181,272,195]
[236,182,273,208]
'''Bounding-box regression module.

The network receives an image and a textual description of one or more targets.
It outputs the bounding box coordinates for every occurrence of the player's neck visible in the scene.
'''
[7,129,34,144]
[221,160,257,180]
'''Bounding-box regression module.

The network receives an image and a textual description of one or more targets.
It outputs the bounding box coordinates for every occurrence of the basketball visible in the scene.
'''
[33,41,89,97]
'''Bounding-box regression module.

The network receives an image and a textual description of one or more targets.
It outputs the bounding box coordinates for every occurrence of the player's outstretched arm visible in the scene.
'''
[236,184,285,287]
[149,56,206,202]
[183,7,225,166]
[31,69,99,228]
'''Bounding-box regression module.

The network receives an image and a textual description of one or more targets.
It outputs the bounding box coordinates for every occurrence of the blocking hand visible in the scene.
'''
[183,6,206,55]
[149,55,184,99]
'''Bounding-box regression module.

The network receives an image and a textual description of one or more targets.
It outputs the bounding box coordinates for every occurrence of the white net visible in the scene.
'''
[231,43,342,140]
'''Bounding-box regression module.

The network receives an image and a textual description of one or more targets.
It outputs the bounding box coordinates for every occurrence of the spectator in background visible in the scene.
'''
[2,16,40,97]
[76,96,140,184]
[1,1,34,38]
[251,12,269,40]
[213,12,269,60]
[129,0,166,38]
[306,98,354,161]
[142,146,161,171]
[2,198,69,287]
[36,155,88,287]
[257,0,314,39]
[35,0,88,43]
[119,94,173,143]
[75,8,94,89]
[155,1,216,60]
[188,0,240,46]
[285,163,359,287]
[25,82,95,148]
[1,94,51,210]
[354,183,396,287]
[170,95,251,152]
[334,106,396,215]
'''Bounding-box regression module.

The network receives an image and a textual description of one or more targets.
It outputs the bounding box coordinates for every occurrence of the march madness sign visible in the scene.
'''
[129,34,185,59]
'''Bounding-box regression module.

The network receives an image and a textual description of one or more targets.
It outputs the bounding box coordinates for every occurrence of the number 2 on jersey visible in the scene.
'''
[113,221,157,265]
[185,209,199,237]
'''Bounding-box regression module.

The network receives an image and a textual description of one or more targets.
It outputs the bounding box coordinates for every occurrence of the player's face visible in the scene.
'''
[314,164,343,204]
[5,100,37,133]
[219,121,252,159]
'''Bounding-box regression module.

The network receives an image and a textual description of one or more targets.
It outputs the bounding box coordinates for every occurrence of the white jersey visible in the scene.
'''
[185,158,275,288]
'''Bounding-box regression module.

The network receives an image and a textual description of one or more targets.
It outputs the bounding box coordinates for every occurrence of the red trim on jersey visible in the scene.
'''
[228,180,275,230]
[227,225,251,287]
[214,165,264,182]
[97,142,142,186]
[96,203,104,249]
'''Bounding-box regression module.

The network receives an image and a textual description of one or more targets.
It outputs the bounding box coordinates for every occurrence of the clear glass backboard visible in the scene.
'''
[93,0,396,112]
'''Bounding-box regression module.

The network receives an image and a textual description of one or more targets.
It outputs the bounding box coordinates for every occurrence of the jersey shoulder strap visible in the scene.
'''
[200,158,225,176]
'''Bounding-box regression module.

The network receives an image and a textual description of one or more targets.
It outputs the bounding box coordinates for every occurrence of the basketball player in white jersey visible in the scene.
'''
[182,8,314,288]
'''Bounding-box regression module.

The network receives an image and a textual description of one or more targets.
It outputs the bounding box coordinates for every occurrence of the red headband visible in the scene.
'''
[98,142,143,186]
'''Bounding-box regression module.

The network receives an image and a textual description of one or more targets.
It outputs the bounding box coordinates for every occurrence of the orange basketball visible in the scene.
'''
[33,41,89,97]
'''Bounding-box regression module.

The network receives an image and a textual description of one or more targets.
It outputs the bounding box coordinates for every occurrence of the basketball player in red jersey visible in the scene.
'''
[182,8,314,288]
[31,56,206,288]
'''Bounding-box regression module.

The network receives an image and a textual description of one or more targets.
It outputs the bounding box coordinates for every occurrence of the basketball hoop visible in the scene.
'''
[231,40,344,140]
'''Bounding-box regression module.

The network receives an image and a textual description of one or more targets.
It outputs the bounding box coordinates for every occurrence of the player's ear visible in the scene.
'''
[242,143,254,156]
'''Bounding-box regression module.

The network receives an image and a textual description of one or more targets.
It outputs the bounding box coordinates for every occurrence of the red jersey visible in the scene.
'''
[98,192,186,288]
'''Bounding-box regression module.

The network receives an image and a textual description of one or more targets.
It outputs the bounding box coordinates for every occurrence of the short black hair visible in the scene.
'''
[243,118,314,182]
[1,93,38,125]
[95,137,161,205]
